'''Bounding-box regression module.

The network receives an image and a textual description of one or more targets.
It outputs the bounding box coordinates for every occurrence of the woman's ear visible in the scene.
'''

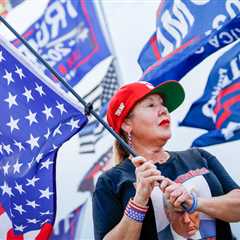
[121,118,132,133]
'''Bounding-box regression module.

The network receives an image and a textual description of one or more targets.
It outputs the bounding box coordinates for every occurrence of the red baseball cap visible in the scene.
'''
[107,80,185,133]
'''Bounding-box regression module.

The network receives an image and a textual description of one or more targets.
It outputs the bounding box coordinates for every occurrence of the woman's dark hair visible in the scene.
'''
[113,130,129,165]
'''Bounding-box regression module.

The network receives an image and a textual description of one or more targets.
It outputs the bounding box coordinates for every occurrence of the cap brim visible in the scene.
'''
[151,80,185,112]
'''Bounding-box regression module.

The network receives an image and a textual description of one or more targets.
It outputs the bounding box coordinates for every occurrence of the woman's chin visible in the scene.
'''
[160,133,172,141]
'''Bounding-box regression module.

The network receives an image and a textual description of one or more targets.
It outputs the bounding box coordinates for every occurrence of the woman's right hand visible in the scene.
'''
[132,156,163,207]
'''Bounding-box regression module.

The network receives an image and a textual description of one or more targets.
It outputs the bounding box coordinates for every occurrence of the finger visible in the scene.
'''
[169,188,183,204]
[142,175,164,185]
[132,156,146,167]
[173,192,189,208]
[165,183,181,194]
[140,169,161,178]
[138,175,164,188]
[171,188,184,198]
[137,161,156,172]
[160,179,172,192]
[137,169,159,182]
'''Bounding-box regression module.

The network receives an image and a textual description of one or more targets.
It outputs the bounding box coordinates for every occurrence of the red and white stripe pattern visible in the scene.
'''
[0,204,53,240]
[124,198,149,223]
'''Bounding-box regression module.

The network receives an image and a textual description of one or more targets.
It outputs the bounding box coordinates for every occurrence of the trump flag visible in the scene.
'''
[12,0,110,87]
[0,36,87,238]
[138,0,240,86]
[180,41,240,147]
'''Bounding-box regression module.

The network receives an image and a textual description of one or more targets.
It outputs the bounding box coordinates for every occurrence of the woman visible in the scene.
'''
[92,80,240,240]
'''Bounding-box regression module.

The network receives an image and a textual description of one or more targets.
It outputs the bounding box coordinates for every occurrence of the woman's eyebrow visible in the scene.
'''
[145,96,163,103]
[145,95,157,101]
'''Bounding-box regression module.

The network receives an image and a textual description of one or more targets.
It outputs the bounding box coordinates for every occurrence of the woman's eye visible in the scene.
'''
[148,103,155,107]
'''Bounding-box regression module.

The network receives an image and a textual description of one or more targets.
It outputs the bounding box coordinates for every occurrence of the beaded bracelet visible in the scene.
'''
[124,198,149,223]
[185,192,198,214]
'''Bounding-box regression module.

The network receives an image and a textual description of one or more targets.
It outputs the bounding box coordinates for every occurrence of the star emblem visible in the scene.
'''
[56,101,67,115]
[26,176,40,187]
[53,124,62,136]
[67,118,80,130]
[15,182,26,194]
[44,128,51,140]
[26,199,40,209]
[3,144,13,154]
[6,116,20,133]
[25,110,38,126]
[0,181,14,197]
[14,224,27,232]
[13,203,26,215]
[4,92,18,109]
[39,187,54,199]
[23,87,34,102]
[42,105,53,120]
[40,158,54,170]
[3,162,10,175]
[14,140,25,151]
[26,134,40,150]
[3,70,14,85]
[13,159,23,174]
[15,65,25,79]
[35,83,46,96]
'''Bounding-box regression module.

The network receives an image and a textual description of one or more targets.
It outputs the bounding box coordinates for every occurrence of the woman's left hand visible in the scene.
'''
[159,178,193,209]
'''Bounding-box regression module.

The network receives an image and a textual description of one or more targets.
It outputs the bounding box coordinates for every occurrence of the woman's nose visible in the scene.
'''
[157,105,167,116]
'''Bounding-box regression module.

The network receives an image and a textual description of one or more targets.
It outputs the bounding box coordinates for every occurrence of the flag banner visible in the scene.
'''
[78,147,112,193]
[138,0,240,86]
[0,36,88,237]
[179,41,240,147]
[12,0,110,87]
[79,61,119,154]
[50,200,86,240]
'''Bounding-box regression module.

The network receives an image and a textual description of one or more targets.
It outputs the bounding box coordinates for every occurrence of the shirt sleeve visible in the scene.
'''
[197,148,239,193]
[92,173,123,240]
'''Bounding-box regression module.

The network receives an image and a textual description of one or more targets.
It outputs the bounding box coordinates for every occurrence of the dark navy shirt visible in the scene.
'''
[92,148,239,240]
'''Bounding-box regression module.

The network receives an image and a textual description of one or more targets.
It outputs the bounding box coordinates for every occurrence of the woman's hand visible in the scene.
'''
[132,156,163,207]
[160,178,193,209]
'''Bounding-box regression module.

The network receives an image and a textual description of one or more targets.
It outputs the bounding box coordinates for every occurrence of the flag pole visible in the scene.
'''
[0,16,137,158]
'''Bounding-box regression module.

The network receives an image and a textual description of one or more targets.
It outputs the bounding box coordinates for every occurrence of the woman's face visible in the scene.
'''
[127,94,171,145]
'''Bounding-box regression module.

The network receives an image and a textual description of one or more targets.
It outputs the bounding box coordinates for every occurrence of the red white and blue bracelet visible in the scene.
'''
[124,198,149,223]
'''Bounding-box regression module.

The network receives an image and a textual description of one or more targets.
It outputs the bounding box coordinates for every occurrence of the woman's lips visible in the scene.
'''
[159,119,170,126]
